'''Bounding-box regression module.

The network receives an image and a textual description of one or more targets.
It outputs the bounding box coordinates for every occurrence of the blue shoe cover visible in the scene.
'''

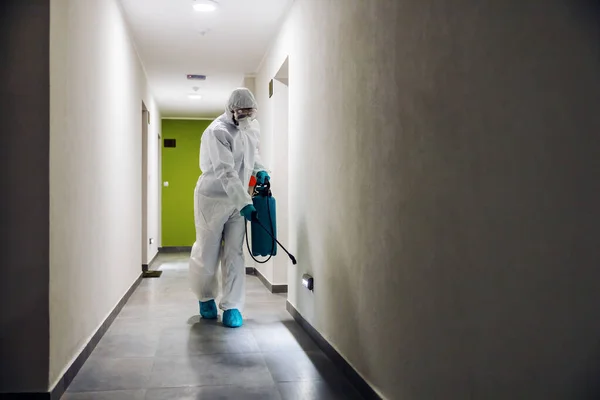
[199,300,218,320]
[223,309,243,328]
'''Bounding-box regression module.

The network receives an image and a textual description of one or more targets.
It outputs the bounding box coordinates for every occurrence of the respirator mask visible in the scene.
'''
[233,108,256,130]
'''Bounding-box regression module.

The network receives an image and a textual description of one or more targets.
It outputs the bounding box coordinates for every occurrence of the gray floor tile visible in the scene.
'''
[277,380,363,400]
[243,301,290,313]
[106,316,168,336]
[245,290,287,303]
[251,321,319,352]
[117,303,198,320]
[145,385,282,400]
[91,331,160,358]
[155,322,260,356]
[126,291,195,306]
[61,389,146,400]
[149,353,274,388]
[67,358,154,392]
[244,303,296,327]
[263,350,341,382]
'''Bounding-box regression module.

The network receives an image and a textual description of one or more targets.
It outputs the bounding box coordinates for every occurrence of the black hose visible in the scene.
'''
[252,217,298,265]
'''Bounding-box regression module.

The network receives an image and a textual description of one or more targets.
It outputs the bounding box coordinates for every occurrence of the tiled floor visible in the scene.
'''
[63,253,363,399]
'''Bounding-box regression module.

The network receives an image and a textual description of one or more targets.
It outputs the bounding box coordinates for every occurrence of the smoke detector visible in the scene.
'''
[188,86,202,100]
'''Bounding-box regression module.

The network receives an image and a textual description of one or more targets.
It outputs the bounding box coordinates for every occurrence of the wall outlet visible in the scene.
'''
[302,274,314,291]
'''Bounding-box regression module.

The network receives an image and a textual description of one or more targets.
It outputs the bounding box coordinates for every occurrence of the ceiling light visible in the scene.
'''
[188,94,202,100]
[193,1,217,12]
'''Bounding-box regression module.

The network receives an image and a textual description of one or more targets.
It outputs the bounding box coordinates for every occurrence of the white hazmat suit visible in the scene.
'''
[189,88,267,313]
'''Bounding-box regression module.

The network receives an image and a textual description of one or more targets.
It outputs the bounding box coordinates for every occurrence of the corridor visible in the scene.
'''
[62,253,362,399]
[4,0,600,398]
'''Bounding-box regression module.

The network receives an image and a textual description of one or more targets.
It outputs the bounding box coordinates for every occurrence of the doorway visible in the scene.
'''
[141,102,149,270]
[160,119,212,248]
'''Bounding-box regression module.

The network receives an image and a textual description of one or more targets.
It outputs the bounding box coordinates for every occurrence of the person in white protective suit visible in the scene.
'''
[189,88,270,328]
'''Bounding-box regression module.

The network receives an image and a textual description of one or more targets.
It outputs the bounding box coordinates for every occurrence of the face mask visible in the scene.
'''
[237,117,252,130]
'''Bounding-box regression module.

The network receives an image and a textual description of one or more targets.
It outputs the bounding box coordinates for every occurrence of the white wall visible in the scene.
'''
[49,0,160,388]
[270,80,289,284]
[242,76,257,96]
[144,107,161,262]
[241,75,289,286]
[250,78,276,283]
[256,0,600,398]
[241,76,259,273]
[254,0,297,293]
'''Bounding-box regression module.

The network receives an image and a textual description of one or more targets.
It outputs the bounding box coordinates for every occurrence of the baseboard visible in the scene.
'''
[141,251,159,272]
[286,301,381,400]
[271,284,287,294]
[159,246,192,253]
[253,267,288,294]
[47,273,144,399]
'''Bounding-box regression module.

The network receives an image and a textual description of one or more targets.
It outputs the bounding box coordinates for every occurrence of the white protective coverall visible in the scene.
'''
[189,88,267,311]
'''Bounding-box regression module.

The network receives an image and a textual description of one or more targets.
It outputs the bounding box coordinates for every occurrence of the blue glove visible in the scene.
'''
[240,204,257,221]
[256,171,270,185]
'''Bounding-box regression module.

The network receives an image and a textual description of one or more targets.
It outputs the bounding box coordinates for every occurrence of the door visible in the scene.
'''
[161,119,212,247]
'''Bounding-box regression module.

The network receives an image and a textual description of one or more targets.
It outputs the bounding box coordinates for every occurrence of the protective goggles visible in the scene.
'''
[233,108,257,120]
